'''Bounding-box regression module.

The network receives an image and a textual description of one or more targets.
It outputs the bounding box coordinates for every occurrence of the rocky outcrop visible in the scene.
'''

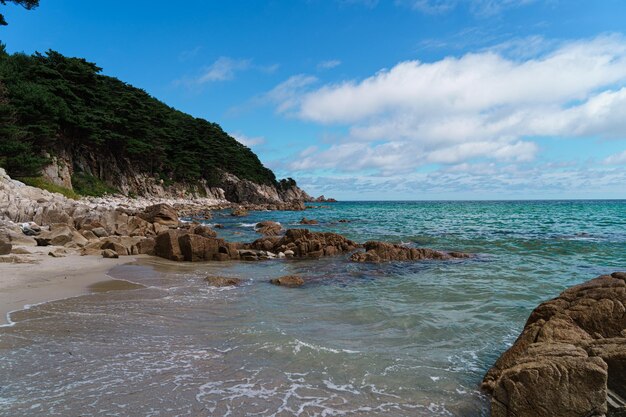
[299,217,319,225]
[483,272,626,417]
[220,172,312,205]
[350,241,470,263]
[250,228,359,259]
[270,275,304,287]
[256,221,282,236]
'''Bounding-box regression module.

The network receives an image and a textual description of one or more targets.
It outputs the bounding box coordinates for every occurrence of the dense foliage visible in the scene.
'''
[0,0,39,25]
[0,46,278,186]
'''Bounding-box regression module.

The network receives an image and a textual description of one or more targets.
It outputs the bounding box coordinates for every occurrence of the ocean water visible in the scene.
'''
[1,201,625,416]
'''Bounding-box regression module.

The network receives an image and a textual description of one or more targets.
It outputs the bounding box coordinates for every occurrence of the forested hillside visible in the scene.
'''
[0,45,278,189]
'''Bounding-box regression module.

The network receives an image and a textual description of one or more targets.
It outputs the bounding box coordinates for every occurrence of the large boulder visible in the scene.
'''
[154,231,240,262]
[178,234,223,262]
[350,241,470,263]
[138,203,179,228]
[250,228,359,259]
[483,272,626,417]
[154,230,185,261]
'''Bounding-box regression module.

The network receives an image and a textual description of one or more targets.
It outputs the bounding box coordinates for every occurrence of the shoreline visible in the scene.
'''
[0,246,141,326]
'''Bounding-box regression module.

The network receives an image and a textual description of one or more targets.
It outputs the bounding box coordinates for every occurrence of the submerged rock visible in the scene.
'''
[270,275,304,287]
[231,207,249,217]
[350,241,470,263]
[299,217,319,225]
[205,276,242,287]
[483,272,626,417]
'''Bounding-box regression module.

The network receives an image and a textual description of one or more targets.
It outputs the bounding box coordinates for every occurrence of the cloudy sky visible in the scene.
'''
[4,0,626,199]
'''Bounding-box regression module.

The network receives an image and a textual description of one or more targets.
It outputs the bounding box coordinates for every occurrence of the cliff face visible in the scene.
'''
[0,49,312,205]
[40,149,311,204]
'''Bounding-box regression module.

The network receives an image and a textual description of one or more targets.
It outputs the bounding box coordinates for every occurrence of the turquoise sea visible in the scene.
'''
[1,201,625,416]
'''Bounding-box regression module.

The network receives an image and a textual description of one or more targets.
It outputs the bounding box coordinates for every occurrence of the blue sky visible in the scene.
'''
[2,0,626,199]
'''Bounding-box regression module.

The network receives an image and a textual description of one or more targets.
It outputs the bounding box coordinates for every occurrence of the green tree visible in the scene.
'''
[0,0,39,25]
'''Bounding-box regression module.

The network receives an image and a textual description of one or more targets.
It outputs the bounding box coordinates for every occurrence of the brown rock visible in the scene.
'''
[136,237,156,255]
[101,240,129,256]
[102,249,119,259]
[0,240,11,255]
[483,272,626,417]
[35,223,88,247]
[231,207,249,217]
[249,229,358,259]
[270,275,305,287]
[48,248,69,257]
[154,230,184,261]
[350,241,469,263]
[299,217,319,225]
[138,203,179,227]
[205,276,242,287]
[91,227,108,238]
[80,229,98,240]
[191,224,217,238]
[256,221,283,236]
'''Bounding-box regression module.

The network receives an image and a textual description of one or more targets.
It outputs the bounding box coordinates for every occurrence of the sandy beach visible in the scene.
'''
[0,246,140,326]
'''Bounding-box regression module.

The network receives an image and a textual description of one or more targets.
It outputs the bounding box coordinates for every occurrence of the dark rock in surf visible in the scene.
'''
[270,275,304,287]
[205,276,242,287]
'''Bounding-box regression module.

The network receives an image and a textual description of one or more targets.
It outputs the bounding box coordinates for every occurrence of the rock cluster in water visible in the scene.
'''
[350,241,470,263]
[250,228,360,259]
[483,271,626,417]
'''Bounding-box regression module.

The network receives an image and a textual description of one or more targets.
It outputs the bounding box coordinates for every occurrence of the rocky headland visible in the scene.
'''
[0,166,467,266]
[483,272,626,417]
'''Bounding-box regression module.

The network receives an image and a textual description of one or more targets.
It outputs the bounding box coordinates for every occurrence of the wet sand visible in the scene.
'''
[0,246,143,325]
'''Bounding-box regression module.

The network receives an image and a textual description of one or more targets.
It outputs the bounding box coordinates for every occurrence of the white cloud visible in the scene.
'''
[197,57,251,83]
[231,133,266,148]
[604,150,626,165]
[264,74,318,113]
[400,0,538,17]
[318,60,342,70]
[275,35,626,174]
